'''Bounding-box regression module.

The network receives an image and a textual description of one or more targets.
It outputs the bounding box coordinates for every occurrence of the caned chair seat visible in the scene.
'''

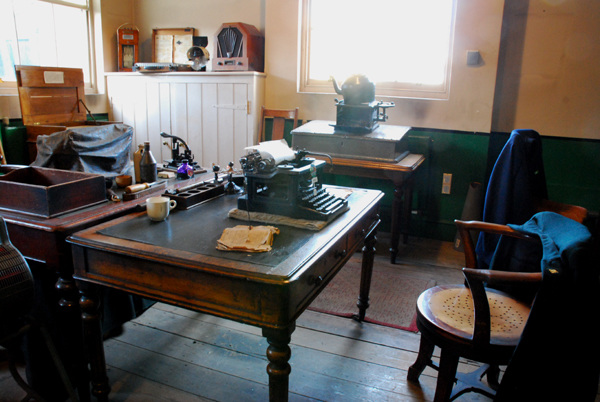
[418,286,530,346]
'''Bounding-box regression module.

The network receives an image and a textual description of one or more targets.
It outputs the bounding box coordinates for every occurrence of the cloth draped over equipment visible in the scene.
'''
[495,212,599,401]
[32,123,133,177]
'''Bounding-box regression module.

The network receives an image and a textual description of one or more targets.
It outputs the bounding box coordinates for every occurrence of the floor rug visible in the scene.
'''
[308,256,436,332]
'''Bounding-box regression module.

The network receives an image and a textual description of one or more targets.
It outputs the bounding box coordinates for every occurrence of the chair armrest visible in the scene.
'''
[455,220,538,268]
[462,267,542,347]
[462,268,543,286]
[536,199,588,223]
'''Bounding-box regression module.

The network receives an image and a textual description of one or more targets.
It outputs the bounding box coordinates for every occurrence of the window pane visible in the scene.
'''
[2,0,91,84]
[14,1,58,67]
[301,0,455,98]
[0,3,18,82]
[54,6,90,82]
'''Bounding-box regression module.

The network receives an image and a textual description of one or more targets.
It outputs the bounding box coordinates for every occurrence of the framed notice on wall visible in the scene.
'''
[152,28,197,64]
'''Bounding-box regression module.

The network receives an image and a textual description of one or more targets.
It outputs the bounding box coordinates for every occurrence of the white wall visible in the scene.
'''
[132,0,265,66]
[2,0,599,139]
[492,0,600,139]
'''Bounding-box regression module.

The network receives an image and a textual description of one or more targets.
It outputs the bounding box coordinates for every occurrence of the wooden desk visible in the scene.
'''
[0,170,164,398]
[0,166,216,398]
[68,187,382,401]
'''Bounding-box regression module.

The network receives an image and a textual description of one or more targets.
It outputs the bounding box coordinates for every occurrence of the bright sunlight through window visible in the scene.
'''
[0,0,92,87]
[299,0,456,99]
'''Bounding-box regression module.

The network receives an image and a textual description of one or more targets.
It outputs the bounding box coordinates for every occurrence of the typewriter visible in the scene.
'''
[237,142,349,222]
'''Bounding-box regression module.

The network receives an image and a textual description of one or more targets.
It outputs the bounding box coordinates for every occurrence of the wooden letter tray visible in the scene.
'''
[0,166,106,218]
[15,65,119,163]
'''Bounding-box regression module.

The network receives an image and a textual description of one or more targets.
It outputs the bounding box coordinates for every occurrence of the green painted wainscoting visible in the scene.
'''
[323,128,600,241]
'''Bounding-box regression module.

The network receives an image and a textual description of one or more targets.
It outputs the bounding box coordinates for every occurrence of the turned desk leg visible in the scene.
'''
[390,175,414,264]
[355,228,377,321]
[79,284,110,402]
[263,325,295,402]
[56,272,91,402]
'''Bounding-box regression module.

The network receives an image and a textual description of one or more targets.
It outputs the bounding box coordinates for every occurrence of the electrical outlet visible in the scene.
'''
[442,173,452,194]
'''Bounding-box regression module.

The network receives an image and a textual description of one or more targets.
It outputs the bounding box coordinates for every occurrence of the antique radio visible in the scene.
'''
[213,22,264,72]
[237,141,348,222]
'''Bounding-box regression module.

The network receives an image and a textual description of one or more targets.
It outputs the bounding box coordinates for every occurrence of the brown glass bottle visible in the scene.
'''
[139,141,157,183]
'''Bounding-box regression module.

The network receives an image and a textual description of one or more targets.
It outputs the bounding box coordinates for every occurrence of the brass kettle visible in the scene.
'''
[331,74,376,105]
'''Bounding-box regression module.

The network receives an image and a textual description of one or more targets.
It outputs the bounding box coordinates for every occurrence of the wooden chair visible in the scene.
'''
[258,106,299,142]
[408,219,544,401]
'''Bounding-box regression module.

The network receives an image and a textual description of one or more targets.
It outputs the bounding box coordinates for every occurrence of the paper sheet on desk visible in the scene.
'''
[217,225,280,252]
[244,139,295,165]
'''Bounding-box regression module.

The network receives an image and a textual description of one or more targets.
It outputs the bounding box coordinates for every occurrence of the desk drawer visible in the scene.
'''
[347,208,379,252]
[300,233,348,295]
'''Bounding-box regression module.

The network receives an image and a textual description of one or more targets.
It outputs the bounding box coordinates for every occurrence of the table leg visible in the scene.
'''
[262,324,295,402]
[355,228,377,321]
[389,184,404,264]
[389,175,415,264]
[56,272,91,402]
[78,283,110,402]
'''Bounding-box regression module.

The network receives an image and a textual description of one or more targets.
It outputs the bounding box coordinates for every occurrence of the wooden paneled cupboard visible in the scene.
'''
[106,72,265,169]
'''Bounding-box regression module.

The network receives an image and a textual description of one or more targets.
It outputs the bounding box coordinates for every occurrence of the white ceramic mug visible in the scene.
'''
[146,196,177,221]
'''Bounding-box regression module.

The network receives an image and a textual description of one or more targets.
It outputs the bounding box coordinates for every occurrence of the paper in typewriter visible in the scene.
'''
[217,225,280,252]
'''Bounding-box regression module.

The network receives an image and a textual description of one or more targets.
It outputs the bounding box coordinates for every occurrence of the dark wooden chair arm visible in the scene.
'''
[462,267,542,347]
[536,199,588,223]
[454,220,538,268]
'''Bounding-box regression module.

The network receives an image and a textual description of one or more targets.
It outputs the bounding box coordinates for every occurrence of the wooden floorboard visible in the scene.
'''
[4,237,596,401]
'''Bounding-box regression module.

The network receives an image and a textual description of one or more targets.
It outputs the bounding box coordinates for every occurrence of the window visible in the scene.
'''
[298,0,456,100]
[0,0,94,90]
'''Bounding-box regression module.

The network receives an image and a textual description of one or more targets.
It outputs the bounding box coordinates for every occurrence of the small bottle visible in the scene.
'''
[133,143,144,183]
[177,159,194,179]
[139,141,157,183]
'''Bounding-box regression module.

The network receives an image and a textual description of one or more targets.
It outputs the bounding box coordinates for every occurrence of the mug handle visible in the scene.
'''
[169,200,177,210]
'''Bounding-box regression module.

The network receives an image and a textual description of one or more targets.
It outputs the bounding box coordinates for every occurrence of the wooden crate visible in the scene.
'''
[0,166,106,218]
[15,65,119,163]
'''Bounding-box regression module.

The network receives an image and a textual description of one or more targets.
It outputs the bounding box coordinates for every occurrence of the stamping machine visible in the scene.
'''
[237,141,349,222]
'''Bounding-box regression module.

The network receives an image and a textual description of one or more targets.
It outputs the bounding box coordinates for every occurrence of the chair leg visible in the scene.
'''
[6,347,46,402]
[434,348,459,402]
[39,325,79,401]
[407,335,435,382]
[485,364,501,389]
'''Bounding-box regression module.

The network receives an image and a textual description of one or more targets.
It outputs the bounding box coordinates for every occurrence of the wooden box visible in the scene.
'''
[213,22,264,72]
[0,166,106,218]
[15,65,119,163]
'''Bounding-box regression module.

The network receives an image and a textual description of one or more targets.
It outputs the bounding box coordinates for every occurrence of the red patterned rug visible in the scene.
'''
[308,255,435,332]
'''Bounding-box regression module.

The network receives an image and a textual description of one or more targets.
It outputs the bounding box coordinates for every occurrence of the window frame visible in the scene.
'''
[297,0,457,100]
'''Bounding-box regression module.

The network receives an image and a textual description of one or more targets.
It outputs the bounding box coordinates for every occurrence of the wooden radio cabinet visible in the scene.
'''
[213,22,264,72]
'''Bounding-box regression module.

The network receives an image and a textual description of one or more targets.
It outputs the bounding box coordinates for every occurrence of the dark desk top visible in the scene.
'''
[69,186,382,280]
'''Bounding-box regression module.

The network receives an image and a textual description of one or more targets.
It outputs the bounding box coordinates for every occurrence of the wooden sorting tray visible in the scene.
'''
[0,166,106,218]
[164,182,225,210]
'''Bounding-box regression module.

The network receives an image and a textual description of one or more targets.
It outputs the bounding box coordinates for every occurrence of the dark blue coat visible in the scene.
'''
[476,129,548,272]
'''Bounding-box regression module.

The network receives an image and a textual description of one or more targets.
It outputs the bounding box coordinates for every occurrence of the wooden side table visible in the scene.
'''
[290,120,424,263]
[316,154,425,263]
